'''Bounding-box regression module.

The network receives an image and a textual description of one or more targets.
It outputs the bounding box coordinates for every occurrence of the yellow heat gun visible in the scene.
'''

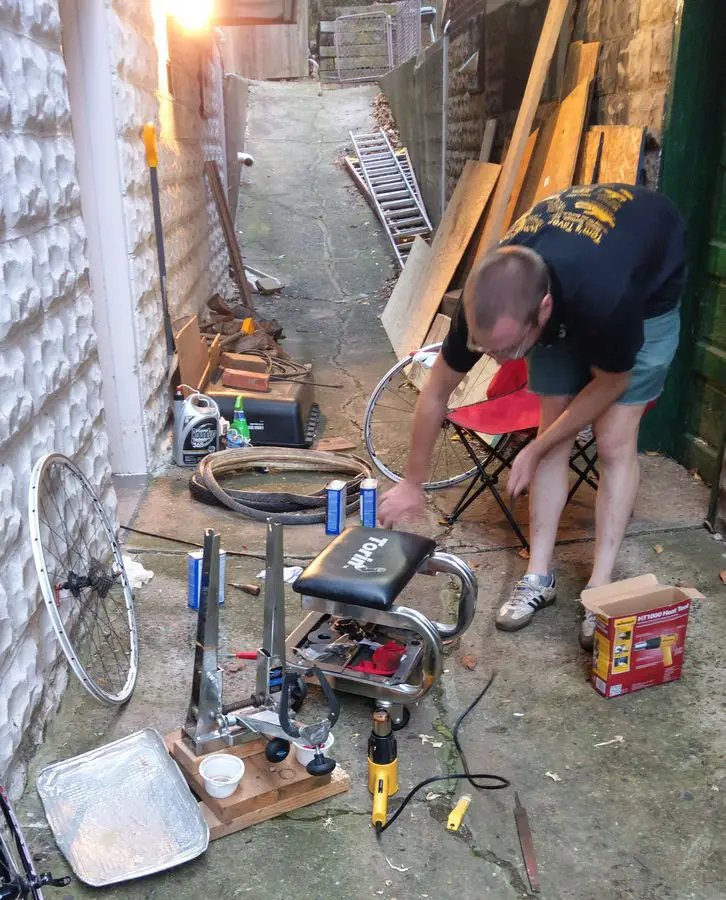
[368,710,398,833]
[635,633,677,666]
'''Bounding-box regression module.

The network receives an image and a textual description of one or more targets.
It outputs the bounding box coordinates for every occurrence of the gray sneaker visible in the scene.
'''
[496,573,557,632]
[579,608,597,651]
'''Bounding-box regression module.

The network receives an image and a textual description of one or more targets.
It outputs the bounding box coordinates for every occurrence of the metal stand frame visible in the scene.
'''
[182,522,294,756]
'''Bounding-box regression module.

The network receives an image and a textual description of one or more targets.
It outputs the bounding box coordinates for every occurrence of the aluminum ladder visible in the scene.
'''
[349,129,432,268]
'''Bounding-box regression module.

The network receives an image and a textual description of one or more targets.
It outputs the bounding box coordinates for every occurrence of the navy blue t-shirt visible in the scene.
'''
[442,184,686,374]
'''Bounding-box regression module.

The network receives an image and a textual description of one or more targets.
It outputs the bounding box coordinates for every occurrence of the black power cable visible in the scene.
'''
[376,673,510,835]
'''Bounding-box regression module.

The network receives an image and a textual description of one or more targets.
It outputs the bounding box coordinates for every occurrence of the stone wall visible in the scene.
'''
[0,1,114,793]
[573,0,676,149]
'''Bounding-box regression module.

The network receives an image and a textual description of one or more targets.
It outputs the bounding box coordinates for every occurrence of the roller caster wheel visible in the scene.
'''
[265,738,290,763]
[391,707,410,730]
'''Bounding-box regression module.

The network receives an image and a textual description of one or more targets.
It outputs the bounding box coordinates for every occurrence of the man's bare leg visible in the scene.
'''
[579,402,646,649]
[496,395,573,631]
[526,395,574,577]
[589,402,646,586]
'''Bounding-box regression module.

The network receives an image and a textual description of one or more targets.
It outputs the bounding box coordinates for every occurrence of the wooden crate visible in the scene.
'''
[165,730,350,840]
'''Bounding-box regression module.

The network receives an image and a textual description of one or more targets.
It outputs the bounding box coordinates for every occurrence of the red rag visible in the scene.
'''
[349,640,405,676]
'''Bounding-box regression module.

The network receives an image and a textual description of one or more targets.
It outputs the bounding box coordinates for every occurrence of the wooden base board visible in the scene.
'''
[165,730,350,841]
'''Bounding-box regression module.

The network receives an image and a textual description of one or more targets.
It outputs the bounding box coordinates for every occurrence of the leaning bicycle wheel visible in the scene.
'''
[364,343,501,489]
[28,454,138,705]
[0,784,43,899]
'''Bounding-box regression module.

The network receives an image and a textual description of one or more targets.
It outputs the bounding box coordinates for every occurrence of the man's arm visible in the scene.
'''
[508,366,631,497]
[379,355,466,526]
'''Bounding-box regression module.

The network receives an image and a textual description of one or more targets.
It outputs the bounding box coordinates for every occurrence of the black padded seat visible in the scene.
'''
[292,527,436,611]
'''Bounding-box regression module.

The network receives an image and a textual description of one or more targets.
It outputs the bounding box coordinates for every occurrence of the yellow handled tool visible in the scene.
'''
[368,710,398,833]
[447,794,472,831]
[635,633,677,666]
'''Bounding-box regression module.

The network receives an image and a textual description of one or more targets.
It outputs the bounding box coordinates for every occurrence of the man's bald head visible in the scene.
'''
[464,246,550,330]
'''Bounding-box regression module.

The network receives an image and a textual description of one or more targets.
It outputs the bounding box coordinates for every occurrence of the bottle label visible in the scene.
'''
[185,417,218,452]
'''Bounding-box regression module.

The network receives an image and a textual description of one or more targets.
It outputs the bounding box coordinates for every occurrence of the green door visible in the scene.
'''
[683,118,726,482]
[642,0,726,496]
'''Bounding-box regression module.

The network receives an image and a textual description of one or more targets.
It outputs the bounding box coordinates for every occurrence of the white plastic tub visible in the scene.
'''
[293,733,334,768]
[198,754,245,799]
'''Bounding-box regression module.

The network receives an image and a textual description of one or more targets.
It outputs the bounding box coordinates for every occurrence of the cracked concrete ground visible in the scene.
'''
[17,81,726,900]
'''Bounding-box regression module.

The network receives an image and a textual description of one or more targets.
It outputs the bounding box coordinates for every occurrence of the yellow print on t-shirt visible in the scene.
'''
[503,185,636,245]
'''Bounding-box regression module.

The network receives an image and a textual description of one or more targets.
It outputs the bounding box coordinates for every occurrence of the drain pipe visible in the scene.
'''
[441,19,451,222]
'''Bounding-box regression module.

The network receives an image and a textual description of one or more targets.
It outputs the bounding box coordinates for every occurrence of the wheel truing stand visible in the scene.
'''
[182,521,337,774]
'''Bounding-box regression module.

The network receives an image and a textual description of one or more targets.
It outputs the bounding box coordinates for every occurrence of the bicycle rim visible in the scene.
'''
[364,343,501,489]
[28,454,138,705]
[0,786,43,900]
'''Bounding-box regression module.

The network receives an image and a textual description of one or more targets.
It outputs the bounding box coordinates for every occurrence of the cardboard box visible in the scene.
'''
[581,575,703,699]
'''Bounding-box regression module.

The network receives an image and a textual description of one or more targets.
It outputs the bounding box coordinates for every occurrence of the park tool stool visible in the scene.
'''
[287,527,477,728]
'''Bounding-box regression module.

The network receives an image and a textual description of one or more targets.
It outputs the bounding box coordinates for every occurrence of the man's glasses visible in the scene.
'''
[466,331,531,361]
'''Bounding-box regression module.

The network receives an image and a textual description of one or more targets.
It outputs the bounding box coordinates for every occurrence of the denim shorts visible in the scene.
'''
[527,305,681,405]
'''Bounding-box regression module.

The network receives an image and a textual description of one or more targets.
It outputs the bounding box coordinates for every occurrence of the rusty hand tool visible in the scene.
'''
[514,791,540,893]
[227,581,261,596]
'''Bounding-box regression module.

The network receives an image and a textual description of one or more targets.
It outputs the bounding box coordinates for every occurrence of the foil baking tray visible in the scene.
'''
[37,728,208,886]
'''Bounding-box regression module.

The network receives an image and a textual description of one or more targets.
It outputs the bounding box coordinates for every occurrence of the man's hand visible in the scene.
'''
[379,480,426,528]
[507,441,541,499]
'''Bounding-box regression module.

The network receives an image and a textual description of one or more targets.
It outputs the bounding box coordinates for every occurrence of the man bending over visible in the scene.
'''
[379,184,686,649]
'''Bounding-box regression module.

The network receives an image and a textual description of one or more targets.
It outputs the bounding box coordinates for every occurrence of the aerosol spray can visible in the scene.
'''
[172,389,220,466]
[360,478,378,528]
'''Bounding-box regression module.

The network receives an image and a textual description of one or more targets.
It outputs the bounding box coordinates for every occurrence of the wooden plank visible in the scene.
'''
[473,0,572,262]
[561,40,600,95]
[204,160,254,309]
[511,77,592,223]
[202,765,350,840]
[383,161,500,358]
[478,118,497,163]
[380,236,433,357]
[502,129,539,232]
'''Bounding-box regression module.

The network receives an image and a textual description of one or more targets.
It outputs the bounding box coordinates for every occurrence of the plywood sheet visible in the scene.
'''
[574,125,645,186]
[596,125,646,184]
[512,77,592,222]
[573,128,604,185]
[562,40,600,95]
[382,161,500,358]
[380,236,433,358]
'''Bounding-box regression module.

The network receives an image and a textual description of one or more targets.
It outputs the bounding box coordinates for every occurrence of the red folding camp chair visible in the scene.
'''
[444,359,603,549]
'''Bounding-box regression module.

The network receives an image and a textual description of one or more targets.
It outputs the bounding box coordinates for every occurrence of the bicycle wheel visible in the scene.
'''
[364,343,501,489]
[28,454,138,705]
[0,784,42,899]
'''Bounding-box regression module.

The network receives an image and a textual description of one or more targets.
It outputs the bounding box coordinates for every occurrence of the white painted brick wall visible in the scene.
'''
[110,4,234,464]
[0,4,115,794]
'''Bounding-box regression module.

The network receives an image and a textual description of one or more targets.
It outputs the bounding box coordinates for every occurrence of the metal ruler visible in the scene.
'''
[349,129,432,268]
